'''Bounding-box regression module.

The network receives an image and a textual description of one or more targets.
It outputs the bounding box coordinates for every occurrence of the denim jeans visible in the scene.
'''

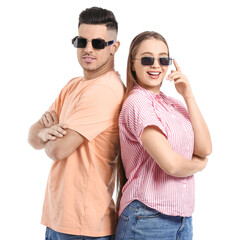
[45,227,115,240]
[116,200,193,240]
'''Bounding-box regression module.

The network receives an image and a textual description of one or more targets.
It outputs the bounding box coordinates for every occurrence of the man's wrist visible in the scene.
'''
[38,128,48,144]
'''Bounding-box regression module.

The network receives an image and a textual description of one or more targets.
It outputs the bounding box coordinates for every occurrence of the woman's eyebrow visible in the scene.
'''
[140,51,168,56]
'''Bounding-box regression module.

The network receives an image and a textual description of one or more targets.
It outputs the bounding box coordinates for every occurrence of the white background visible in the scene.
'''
[0,0,239,239]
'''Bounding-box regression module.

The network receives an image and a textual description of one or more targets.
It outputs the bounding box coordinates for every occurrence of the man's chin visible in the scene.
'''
[81,64,99,72]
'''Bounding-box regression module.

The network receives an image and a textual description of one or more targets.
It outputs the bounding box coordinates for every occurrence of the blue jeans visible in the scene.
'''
[45,227,115,240]
[116,200,193,240]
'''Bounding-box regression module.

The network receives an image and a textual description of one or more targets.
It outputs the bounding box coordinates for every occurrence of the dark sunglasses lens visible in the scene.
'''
[159,58,172,66]
[92,39,105,49]
[78,38,87,48]
[141,57,154,66]
[73,37,78,48]
[73,38,87,48]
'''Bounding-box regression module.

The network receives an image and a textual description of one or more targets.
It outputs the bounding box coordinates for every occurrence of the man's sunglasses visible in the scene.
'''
[134,57,173,66]
[72,36,115,49]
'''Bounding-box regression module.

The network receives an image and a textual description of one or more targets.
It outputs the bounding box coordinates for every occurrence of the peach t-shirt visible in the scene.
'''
[41,71,125,236]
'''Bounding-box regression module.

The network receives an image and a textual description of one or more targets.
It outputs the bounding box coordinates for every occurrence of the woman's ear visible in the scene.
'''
[110,40,120,55]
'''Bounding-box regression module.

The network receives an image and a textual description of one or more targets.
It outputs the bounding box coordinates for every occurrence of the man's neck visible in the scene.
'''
[83,60,115,80]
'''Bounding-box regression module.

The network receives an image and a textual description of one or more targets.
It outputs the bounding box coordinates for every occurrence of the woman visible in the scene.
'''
[116,31,212,239]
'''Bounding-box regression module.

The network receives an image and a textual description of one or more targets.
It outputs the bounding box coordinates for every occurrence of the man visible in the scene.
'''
[28,7,125,240]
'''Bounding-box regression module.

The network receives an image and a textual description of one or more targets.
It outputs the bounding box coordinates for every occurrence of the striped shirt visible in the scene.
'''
[119,84,195,217]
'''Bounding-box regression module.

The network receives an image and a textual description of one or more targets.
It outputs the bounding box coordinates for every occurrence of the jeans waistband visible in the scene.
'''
[129,199,154,210]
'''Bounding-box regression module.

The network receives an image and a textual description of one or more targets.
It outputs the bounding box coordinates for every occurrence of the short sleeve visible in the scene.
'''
[48,94,63,118]
[48,77,80,117]
[64,84,119,142]
[122,95,167,145]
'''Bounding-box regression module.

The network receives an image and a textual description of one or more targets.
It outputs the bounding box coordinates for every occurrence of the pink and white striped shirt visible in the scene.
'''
[119,84,195,217]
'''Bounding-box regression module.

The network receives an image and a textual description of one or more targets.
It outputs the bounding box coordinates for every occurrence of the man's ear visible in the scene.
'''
[110,40,120,55]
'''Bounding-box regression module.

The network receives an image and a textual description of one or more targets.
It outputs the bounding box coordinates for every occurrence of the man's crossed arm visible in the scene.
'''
[28,110,85,161]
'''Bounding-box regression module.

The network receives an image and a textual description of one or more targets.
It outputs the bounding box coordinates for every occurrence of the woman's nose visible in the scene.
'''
[151,58,161,68]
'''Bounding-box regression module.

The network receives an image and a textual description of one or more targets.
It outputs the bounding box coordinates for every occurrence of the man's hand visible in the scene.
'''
[40,110,59,128]
[38,110,67,143]
[38,123,67,143]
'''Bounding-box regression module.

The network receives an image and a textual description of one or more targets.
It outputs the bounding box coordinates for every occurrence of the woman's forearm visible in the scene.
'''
[168,154,208,177]
[142,126,208,178]
[184,95,212,157]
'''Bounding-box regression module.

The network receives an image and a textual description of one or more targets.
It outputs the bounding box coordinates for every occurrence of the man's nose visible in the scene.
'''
[84,40,94,53]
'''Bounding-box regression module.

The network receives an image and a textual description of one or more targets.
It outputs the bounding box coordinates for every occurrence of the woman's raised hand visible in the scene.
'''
[166,59,193,99]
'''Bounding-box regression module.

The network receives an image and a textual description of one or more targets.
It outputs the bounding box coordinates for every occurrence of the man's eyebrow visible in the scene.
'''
[79,36,104,40]
[140,52,168,56]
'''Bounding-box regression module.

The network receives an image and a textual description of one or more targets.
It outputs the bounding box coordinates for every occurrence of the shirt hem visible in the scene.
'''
[118,198,194,218]
[41,222,115,237]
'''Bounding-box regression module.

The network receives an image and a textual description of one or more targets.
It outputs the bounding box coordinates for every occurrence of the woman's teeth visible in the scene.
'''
[148,72,160,76]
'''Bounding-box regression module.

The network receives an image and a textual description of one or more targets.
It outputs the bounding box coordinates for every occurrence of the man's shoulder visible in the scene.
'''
[59,76,83,96]
[90,71,125,101]
[65,76,83,88]
[97,71,124,87]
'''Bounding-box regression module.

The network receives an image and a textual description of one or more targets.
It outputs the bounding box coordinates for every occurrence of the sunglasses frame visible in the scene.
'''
[134,57,173,66]
[72,36,115,49]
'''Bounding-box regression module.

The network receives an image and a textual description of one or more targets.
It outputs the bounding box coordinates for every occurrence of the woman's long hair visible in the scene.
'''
[115,31,170,215]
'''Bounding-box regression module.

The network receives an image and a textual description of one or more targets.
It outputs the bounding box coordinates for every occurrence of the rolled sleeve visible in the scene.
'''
[123,95,167,145]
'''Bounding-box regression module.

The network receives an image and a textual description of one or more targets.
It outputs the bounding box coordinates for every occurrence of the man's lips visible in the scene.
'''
[82,55,96,63]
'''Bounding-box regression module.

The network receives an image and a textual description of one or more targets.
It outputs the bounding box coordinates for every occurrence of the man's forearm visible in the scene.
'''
[44,128,85,161]
[28,119,82,161]
[28,121,46,150]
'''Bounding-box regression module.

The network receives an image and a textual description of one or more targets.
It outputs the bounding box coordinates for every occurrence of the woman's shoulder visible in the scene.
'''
[123,91,152,110]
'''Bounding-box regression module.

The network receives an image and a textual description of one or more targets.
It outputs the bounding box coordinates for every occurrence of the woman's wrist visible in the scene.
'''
[192,155,208,171]
[183,92,195,102]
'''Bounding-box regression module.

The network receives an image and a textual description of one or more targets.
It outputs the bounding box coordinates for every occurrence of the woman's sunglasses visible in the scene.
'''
[135,57,173,66]
[72,36,115,50]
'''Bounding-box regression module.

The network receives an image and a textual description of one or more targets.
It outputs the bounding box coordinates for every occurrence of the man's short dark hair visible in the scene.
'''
[78,7,118,33]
